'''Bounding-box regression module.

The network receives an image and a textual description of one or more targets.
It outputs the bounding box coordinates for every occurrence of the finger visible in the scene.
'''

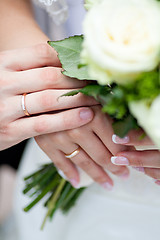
[91,106,134,154]
[145,168,160,180]
[1,43,60,71]
[112,129,154,146]
[5,67,88,95]
[13,90,97,119]
[67,127,129,179]
[68,147,114,190]
[53,138,114,189]
[36,133,113,189]
[8,90,97,120]
[35,135,79,185]
[132,167,160,183]
[3,107,94,149]
[110,150,160,168]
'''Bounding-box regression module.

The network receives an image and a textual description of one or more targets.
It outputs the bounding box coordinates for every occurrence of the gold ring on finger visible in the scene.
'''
[65,147,81,159]
[21,93,30,117]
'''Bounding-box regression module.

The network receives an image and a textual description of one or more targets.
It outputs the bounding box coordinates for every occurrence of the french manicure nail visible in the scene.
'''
[111,156,129,166]
[101,182,113,191]
[70,179,79,188]
[112,134,129,144]
[79,108,92,120]
[133,167,144,173]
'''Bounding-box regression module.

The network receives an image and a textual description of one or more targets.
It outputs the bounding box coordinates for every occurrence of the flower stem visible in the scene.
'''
[41,178,66,230]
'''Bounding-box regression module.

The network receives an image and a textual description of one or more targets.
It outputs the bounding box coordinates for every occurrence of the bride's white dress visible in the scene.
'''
[14,1,160,240]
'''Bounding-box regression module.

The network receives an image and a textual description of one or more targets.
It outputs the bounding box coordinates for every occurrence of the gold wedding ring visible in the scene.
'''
[65,147,81,159]
[21,93,30,117]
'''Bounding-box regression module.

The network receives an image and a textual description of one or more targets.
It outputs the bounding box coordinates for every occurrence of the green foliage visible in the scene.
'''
[123,71,160,102]
[55,36,159,134]
[61,84,110,101]
[62,69,160,137]
[48,36,92,80]
[23,35,160,228]
[62,82,138,137]
[112,115,138,138]
[23,164,85,229]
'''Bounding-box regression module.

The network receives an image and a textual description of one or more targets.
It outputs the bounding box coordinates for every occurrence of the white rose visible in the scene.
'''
[82,0,160,85]
[129,95,160,148]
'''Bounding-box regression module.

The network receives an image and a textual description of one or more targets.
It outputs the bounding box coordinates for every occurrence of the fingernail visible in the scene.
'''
[70,179,79,188]
[111,156,129,166]
[133,167,144,173]
[112,134,129,144]
[119,172,130,180]
[79,108,93,120]
[154,180,160,186]
[101,182,113,191]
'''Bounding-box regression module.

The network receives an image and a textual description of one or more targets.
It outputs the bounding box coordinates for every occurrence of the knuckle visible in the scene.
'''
[41,67,59,88]
[34,116,49,134]
[40,91,55,111]
[67,128,82,140]
[94,174,108,183]
[52,133,66,145]
[35,43,51,59]
[78,159,92,170]
[0,124,14,142]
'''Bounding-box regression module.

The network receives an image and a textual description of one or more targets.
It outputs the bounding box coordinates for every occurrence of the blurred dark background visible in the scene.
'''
[0,141,27,170]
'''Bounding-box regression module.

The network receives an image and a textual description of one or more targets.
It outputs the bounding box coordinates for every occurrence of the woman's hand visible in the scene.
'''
[35,106,132,190]
[111,130,160,184]
[0,43,97,150]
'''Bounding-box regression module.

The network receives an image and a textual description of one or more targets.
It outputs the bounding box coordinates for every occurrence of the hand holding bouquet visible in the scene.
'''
[23,0,160,228]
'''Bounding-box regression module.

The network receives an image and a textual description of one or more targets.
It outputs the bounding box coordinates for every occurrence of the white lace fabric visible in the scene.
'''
[33,0,68,24]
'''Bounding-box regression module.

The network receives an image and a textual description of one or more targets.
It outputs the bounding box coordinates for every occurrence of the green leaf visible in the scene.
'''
[23,178,58,212]
[61,84,110,102]
[48,36,92,80]
[112,115,138,138]
[61,89,81,97]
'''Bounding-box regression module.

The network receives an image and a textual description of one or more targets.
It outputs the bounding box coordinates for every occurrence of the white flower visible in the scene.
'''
[82,0,160,85]
[129,95,160,148]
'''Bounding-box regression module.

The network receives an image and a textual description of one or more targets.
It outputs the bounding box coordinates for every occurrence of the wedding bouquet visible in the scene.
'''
[23,0,160,229]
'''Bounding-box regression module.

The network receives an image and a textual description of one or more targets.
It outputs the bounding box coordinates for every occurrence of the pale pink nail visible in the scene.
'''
[133,167,144,173]
[101,182,113,191]
[112,134,129,144]
[70,179,79,188]
[111,156,129,166]
[119,172,130,180]
[79,108,93,120]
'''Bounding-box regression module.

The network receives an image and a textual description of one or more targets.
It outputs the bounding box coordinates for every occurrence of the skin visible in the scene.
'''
[111,130,160,184]
[0,0,159,188]
[0,44,98,150]
[35,106,131,188]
